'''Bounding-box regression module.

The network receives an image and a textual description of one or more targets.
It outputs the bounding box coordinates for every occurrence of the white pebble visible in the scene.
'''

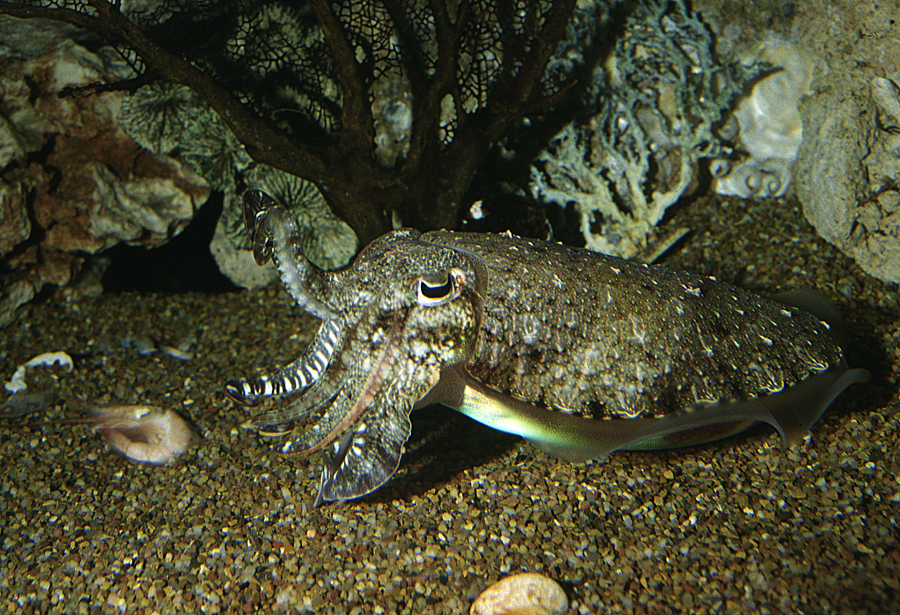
[4,351,73,393]
[470,572,568,615]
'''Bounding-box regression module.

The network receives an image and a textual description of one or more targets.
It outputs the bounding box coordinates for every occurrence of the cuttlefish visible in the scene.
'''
[225,190,869,505]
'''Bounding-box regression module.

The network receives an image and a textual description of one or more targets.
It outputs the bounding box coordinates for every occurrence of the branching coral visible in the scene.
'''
[531,0,757,258]
[0,0,582,246]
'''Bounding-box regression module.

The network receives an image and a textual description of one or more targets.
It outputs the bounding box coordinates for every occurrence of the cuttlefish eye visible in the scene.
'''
[416,271,456,305]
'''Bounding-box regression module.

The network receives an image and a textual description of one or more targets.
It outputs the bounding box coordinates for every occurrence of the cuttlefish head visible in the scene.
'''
[228,190,486,504]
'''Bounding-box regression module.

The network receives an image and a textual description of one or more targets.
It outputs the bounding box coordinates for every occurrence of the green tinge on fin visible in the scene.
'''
[436,364,869,463]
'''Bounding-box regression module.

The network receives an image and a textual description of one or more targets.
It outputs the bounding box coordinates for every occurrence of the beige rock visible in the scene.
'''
[693,0,900,283]
[470,573,568,615]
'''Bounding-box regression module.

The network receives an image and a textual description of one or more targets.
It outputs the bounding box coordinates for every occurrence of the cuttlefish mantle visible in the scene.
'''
[225,190,869,505]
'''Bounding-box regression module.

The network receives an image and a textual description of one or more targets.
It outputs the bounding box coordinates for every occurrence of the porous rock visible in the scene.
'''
[694,0,900,284]
[795,73,900,284]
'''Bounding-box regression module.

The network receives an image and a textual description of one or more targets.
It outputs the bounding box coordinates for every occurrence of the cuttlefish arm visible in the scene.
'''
[262,306,456,505]
[304,354,441,506]
[225,192,347,407]
[225,318,342,407]
[428,363,869,463]
[243,189,337,321]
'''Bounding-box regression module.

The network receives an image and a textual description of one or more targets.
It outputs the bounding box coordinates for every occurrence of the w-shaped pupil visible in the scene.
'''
[420,272,453,299]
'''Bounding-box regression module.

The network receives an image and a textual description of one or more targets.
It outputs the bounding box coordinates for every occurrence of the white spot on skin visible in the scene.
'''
[410,340,432,359]
[628,316,648,347]
[696,325,714,357]
[634,362,646,382]
[518,313,540,345]
[576,344,605,377]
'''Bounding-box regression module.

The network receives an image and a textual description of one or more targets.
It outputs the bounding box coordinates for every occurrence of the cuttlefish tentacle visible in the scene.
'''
[277,319,402,457]
[245,366,344,434]
[242,189,337,321]
[225,318,342,406]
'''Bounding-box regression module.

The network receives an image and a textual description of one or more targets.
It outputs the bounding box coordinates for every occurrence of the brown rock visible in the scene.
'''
[0,38,210,325]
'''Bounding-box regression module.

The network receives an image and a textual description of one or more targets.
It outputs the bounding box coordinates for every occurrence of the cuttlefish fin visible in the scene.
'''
[434,364,869,463]
[314,398,412,507]
[750,362,870,445]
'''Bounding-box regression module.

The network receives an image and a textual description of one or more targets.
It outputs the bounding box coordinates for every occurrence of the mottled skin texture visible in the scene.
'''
[423,231,840,420]
[226,190,867,505]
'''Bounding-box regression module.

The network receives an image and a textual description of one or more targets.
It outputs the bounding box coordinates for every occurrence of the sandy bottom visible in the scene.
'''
[1,195,897,614]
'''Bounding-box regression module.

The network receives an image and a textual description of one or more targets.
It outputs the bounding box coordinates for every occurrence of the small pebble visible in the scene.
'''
[470,572,568,615]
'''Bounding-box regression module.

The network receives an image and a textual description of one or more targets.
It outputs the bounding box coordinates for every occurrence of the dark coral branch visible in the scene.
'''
[0,2,96,28]
[492,0,579,117]
[305,0,374,157]
[404,0,468,165]
[59,73,155,98]
[421,0,580,225]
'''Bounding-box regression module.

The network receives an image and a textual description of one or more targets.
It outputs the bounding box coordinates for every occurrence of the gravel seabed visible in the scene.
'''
[1,195,898,614]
